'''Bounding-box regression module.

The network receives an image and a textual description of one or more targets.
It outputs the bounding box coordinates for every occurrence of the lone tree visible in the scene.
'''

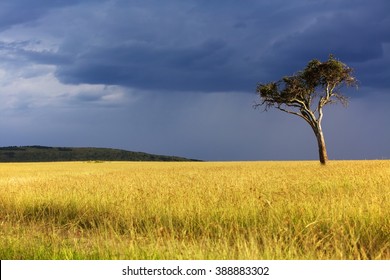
[255,55,357,164]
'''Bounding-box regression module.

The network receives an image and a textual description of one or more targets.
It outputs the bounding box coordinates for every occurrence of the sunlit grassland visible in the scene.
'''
[0,160,389,259]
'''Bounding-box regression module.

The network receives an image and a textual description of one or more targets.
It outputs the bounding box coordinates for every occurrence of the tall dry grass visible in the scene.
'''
[0,160,389,259]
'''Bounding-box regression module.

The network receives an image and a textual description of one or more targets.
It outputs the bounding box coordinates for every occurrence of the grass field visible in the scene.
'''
[0,160,389,259]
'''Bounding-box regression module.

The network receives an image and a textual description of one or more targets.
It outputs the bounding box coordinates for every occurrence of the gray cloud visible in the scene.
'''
[257,0,390,83]
[42,1,390,93]
[3,0,389,93]
[0,0,88,30]
[55,40,259,92]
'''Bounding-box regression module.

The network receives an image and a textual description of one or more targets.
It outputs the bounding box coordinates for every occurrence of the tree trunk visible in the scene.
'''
[314,125,328,165]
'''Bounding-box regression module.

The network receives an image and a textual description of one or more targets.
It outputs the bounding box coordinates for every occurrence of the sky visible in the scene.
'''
[0,0,389,161]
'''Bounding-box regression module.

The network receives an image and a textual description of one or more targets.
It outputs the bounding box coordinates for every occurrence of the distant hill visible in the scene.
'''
[0,146,200,162]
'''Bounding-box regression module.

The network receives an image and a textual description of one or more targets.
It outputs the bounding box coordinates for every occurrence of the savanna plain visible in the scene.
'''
[0,160,389,260]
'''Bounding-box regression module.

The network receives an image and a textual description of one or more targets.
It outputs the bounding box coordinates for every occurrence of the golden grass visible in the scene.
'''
[0,160,389,259]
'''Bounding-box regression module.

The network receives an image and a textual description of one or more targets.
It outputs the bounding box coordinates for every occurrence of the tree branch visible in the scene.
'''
[276,106,304,118]
[276,105,316,127]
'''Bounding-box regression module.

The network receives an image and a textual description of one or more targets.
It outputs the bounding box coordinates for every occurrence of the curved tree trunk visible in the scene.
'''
[316,132,328,165]
[313,124,328,165]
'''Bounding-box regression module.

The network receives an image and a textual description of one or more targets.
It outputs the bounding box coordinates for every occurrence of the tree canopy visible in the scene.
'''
[255,55,357,164]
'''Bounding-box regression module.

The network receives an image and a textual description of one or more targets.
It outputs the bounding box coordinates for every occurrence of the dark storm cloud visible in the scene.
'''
[39,0,387,93]
[258,0,390,82]
[0,0,87,30]
[55,40,258,92]
[1,0,389,93]
[48,0,266,92]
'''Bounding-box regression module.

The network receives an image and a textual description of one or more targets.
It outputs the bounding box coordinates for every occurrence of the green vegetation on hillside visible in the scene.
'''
[0,146,198,162]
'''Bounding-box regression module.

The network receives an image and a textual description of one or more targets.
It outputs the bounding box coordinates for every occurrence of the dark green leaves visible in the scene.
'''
[256,55,357,110]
